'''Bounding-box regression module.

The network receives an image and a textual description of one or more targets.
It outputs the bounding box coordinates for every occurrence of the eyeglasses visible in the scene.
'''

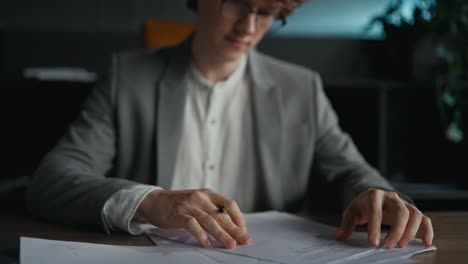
[221,0,287,30]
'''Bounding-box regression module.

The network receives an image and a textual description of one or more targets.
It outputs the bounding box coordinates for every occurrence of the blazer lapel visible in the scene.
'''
[248,50,284,210]
[157,41,192,189]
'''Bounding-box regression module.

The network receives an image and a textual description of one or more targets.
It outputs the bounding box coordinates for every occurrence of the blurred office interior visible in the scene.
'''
[1,0,467,210]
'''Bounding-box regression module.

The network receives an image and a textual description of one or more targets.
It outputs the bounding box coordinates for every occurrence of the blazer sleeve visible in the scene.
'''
[310,73,396,208]
[26,63,139,231]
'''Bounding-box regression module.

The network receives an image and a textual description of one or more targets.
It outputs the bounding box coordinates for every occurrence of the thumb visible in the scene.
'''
[334,210,357,241]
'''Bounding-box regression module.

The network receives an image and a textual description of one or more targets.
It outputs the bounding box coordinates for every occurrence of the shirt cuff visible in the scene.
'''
[102,184,162,235]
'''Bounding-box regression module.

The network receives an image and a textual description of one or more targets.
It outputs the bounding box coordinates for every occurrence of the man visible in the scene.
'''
[27,0,433,250]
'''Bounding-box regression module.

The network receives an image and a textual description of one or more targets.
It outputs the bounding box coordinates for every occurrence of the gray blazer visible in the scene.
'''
[27,39,394,231]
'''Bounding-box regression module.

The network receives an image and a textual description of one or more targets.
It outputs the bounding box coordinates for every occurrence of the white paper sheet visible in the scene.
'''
[20,237,218,264]
[146,211,436,264]
[152,235,277,264]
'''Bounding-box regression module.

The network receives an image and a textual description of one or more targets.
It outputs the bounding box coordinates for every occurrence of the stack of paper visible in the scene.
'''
[146,211,436,264]
[21,211,436,264]
[21,237,214,264]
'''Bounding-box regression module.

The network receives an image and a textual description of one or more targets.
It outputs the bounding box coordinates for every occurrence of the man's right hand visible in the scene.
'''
[136,188,251,249]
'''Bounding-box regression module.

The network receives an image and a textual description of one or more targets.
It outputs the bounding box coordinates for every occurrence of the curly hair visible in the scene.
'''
[186,0,307,19]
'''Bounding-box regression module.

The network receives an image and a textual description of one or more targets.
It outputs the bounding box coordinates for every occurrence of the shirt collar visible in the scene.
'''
[189,54,248,90]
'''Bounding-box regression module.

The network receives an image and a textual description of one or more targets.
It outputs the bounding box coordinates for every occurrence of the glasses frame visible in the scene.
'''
[220,0,287,30]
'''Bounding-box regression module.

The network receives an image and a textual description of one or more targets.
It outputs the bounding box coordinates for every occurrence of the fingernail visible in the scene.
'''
[369,236,380,247]
[426,236,433,247]
[375,238,380,247]
[242,226,248,232]
[386,239,396,249]
[398,238,409,248]
[225,238,236,248]
[241,234,251,244]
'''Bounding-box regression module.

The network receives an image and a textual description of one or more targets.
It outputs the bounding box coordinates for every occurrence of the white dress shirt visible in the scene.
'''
[102,55,258,234]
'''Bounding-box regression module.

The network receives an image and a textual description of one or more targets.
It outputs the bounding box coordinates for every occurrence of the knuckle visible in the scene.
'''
[225,199,237,209]
[174,207,185,216]
[189,190,204,200]
[397,204,410,218]
[403,207,410,219]
[411,207,423,220]
[423,216,432,225]
[406,204,416,213]
[179,200,192,209]
[207,218,218,229]
[367,188,380,198]
[201,188,212,195]
[387,191,399,201]
[183,216,197,229]
[342,208,352,219]
[343,211,356,225]
[200,214,216,227]
[215,214,228,225]
[174,201,190,214]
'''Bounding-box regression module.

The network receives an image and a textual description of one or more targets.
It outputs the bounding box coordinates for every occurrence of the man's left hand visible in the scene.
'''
[333,188,434,248]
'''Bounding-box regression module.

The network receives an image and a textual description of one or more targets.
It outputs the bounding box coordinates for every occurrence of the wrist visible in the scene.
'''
[136,188,163,220]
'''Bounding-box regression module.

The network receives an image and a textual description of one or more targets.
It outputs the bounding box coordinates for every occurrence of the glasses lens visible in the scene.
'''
[222,0,283,30]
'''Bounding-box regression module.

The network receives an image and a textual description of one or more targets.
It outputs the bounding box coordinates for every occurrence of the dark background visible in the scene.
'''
[1,0,467,211]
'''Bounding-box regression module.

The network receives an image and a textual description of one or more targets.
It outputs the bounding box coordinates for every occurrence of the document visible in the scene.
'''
[146,211,436,264]
[20,211,435,264]
[20,237,217,264]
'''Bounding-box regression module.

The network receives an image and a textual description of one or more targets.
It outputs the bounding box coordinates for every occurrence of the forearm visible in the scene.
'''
[26,154,137,230]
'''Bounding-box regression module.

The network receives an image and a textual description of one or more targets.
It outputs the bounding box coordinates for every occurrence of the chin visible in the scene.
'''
[221,45,249,61]
[222,50,245,62]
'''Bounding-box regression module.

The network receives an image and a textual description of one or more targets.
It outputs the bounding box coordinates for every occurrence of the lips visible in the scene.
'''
[225,35,249,49]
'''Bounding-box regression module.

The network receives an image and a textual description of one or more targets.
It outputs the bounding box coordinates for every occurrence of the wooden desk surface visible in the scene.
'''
[1,211,467,263]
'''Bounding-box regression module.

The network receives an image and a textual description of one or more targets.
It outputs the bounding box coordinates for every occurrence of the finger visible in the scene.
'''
[196,191,250,245]
[181,214,212,248]
[192,209,237,249]
[215,211,251,245]
[225,200,247,231]
[384,193,410,249]
[334,208,358,241]
[205,189,247,230]
[367,189,384,247]
[421,216,434,247]
[396,205,423,248]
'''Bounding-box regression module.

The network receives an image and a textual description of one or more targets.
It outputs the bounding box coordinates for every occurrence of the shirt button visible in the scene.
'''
[210,119,216,125]
[209,165,215,170]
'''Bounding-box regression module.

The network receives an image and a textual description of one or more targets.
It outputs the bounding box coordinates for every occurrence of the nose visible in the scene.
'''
[236,13,257,34]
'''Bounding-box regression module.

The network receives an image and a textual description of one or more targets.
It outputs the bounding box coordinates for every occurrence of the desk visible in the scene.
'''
[1,211,467,263]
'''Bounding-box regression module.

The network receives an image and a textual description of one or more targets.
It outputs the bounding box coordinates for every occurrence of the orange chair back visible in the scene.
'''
[143,19,196,48]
